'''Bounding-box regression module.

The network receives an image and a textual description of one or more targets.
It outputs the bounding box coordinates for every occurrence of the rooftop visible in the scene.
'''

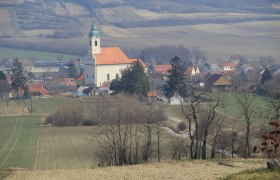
[95,47,133,65]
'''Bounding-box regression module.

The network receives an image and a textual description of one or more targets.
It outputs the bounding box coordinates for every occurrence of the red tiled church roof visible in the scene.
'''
[95,47,132,65]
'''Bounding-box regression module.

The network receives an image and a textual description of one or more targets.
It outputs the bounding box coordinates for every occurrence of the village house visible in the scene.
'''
[205,74,232,92]
[153,64,171,75]
[220,62,238,71]
[229,55,241,64]
[185,66,200,80]
[28,84,48,96]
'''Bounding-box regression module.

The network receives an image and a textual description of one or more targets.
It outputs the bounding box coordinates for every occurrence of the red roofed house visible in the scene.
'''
[221,62,238,71]
[154,64,171,75]
[82,21,146,87]
[28,84,48,96]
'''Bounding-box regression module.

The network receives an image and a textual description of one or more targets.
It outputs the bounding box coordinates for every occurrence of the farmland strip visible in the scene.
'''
[0,119,20,160]
[66,129,83,169]
[33,127,41,170]
[0,118,24,167]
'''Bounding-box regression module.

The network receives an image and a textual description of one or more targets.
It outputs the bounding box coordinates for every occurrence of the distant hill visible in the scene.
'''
[0,0,279,38]
[0,0,280,59]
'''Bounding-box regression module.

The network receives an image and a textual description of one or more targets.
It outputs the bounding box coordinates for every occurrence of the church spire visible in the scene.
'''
[88,20,101,55]
[89,20,100,38]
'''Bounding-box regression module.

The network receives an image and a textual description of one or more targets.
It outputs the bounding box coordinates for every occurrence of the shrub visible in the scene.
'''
[177,121,187,131]
[82,120,99,126]
[259,119,280,170]
[44,103,84,127]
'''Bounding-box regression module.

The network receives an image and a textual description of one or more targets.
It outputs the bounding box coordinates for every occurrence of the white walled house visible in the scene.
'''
[83,22,146,87]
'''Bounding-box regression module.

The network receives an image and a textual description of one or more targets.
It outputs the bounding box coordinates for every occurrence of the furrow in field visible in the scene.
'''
[0,119,19,158]
[66,129,83,169]
[61,129,73,169]
[58,129,64,169]
[33,127,41,170]
[0,118,23,167]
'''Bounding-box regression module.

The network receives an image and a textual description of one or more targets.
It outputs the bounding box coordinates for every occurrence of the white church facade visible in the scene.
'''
[82,22,145,87]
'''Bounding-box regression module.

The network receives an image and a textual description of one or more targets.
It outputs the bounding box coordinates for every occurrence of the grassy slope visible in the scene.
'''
[0,47,79,61]
[164,92,269,124]
[219,92,269,118]
[21,97,75,115]
[223,168,280,180]
[0,97,75,116]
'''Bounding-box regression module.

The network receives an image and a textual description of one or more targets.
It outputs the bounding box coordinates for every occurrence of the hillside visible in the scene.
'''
[0,0,280,59]
[1,0,279,38]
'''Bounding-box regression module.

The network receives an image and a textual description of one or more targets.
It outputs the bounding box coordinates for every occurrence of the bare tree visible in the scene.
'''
[200,96,223,159]
[180,88,203,159]
[230,120,244,158]
[265,75,280,120]
[259,55,275,68]
[235,92,256,158]
[170,138,187,160]
[210,115,225,159]
[93,95,165,166]
[192,47,207,65]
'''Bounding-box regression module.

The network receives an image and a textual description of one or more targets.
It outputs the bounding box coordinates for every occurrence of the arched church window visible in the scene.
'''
[87,75,89,79]
[89,41,92,47]
[107,74,110,81]
[95,40,98,46]
[116,73,119,80]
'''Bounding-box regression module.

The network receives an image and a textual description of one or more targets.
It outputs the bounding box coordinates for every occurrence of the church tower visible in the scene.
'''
[88,21,101,55]
[84,21,100,86]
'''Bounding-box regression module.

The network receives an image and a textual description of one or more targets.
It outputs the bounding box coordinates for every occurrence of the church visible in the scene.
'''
[82,21,145,87]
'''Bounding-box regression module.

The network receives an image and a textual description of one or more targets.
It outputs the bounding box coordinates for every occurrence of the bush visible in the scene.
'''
[44,103,84,127]
[82,120,99,126]
[177,121,187,131]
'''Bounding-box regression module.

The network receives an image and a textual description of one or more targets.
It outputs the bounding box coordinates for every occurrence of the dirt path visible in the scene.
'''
[7,159,265,180]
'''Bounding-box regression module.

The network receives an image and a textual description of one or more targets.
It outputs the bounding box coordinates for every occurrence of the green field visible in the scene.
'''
[164,92,270,121]
[0,116,40,169]
[218,92,269,118]
[0,97,75,115]
[0,47,79,61]
[0,115,175,170]
[0,115,95,170]
[0,96,174,170]
[21,97,76,115]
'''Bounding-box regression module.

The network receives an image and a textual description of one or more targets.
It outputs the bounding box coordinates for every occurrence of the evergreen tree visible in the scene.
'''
[110,60,149,95]
[11,59,27,98]
[162,56,188,98]
[109,79,123,94]
[0,71,10,95]
[0,70,6,80]
[261,68,272,84]
[68,61,78,78]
